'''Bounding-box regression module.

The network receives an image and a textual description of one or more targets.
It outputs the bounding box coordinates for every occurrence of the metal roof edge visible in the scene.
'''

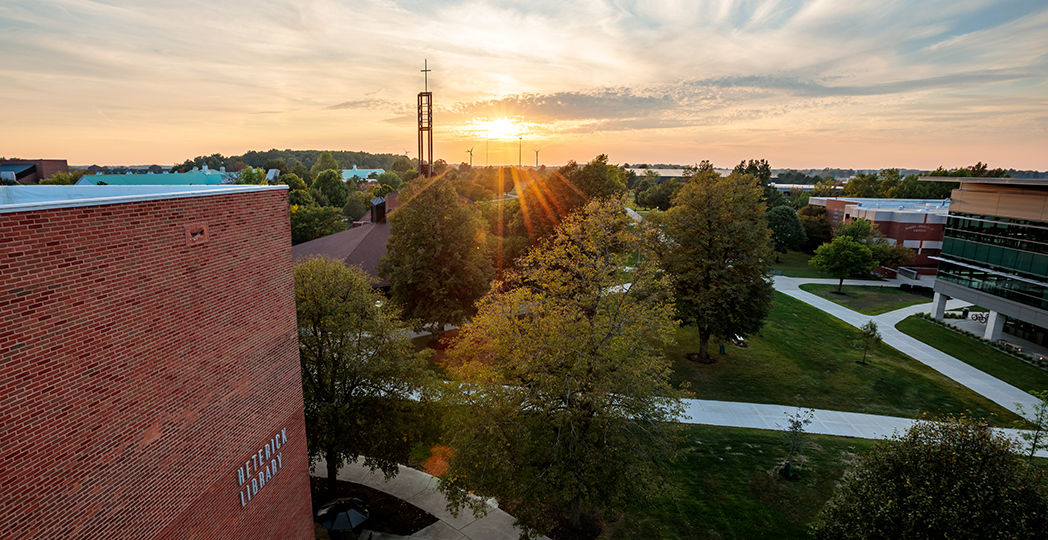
[0,185,287,214]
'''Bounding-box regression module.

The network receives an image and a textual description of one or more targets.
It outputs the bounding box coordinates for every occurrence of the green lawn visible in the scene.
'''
[607,425,878,540]
[770,251,830,278]
[667,293,1022,423]
[798,283,931,315]
[895,316,1048,395]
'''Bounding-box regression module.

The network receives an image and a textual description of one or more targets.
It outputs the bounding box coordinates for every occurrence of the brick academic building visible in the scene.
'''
[1,185,313,539]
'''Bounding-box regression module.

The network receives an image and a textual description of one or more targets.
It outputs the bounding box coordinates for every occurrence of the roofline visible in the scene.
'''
[918,176,1048,186]
[0,185,287,214]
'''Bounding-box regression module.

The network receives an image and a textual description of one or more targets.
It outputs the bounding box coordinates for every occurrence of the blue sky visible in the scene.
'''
[1,0,1045,169]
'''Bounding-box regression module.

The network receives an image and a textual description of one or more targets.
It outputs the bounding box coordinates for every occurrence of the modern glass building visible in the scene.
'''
[927,177,1048,345]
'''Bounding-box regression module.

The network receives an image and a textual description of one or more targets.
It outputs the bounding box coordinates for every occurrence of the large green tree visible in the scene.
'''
[440,198,685,538]
[295,258,432,491]
[813,415,1048,539]
[766,205,808,254]
[809,235,875,292]
[290,205,346,245]
[312,169,349,208]
[660,170,776,360]
[378,177,494,333]
[310,150,341,176]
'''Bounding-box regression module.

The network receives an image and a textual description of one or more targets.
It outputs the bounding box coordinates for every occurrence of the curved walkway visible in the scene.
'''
[773,276,1044,417]
[316,458,550,540]
[319,274,1047,538]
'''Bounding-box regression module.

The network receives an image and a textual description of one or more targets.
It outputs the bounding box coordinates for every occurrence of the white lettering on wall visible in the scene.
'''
[235,426,289,509]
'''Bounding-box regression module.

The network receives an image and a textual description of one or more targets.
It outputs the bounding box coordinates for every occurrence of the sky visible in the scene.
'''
[2,0,1046,170]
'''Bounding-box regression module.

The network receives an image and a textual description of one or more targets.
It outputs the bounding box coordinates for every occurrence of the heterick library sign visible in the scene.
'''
[237,428,288,507]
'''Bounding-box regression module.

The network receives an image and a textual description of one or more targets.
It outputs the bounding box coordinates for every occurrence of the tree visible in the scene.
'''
[813,415,1048,539]
[798,205,832,252]
[279,172,306,191]
[290,205,346,245]
[39,170,85,185]
[312,169,348,208]
[236,166,265,185]
[375,171,403,191]
[840,172,879,198]
[295,258,432,491]
[1015,390,1048,460]
[856,320,881,365]
[766,206,807,254]
[780,407,814,480]
[378,177,494,333]
[343,191,371,221]
[835,217,914,269]
[635,178,682,211]
[440,198,685,538]
[310,151,340,176]
[809,236,874,292]
[660,171,775,360]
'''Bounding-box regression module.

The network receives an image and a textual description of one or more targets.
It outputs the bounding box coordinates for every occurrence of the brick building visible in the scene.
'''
[0,185,313,539]
[0,159,69,184]
[810,197,949,273]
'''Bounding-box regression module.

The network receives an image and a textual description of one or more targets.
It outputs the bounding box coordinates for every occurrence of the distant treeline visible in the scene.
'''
[625,164,1047,180]
[171,149,402,173]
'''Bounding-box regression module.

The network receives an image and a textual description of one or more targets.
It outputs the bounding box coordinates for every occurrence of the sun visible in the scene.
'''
[475,117,522,140]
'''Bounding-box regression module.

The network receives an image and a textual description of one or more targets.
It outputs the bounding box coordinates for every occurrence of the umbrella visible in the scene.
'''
[317,497,369,532]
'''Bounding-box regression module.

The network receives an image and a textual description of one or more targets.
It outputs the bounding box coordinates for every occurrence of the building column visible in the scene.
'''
[931,292,948,320]
[984,311,1005,342]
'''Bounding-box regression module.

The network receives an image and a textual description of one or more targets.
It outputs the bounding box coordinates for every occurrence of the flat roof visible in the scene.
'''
[0,185,287,214]
[919,176,1048,186]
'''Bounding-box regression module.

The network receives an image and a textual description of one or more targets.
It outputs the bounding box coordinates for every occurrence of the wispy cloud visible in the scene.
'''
[1,0,1046,168]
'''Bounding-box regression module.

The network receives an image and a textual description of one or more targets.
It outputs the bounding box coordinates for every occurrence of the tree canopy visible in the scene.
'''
[813,415,1048,539]
[809,235,875,292]
[378,177,494,333]
[440,198,685,538]
[660,170,776,360]
[766,205,808,253]
[295,258,432,490]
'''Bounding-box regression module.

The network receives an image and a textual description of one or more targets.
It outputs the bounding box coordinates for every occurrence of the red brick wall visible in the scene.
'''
[0,189,313,539]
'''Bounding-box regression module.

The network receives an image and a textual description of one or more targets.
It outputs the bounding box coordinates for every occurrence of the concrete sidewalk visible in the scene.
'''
[315,459,550,540]
[677,398,1046,457]
[772,276,1044,417]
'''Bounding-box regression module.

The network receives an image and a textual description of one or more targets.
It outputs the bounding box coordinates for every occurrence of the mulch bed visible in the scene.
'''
[310,477,438,536]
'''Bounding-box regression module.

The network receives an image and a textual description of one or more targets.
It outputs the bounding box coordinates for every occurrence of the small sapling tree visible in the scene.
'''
[856,320,881,365]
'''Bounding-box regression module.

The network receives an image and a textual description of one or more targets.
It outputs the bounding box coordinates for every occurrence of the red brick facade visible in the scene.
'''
[0,188,313,539]
[819,197,947,267]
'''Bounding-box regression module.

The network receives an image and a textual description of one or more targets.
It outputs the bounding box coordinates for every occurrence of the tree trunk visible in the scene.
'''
[837,277,844,293]
[699,331,711,360]
[569,497,581,528]
[326,446,338,494]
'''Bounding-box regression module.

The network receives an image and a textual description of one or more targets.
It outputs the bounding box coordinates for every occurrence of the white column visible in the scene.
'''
[984,311,1005,341]
[931,292,947,320]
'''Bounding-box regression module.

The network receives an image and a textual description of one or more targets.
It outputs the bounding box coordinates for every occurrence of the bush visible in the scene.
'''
[813,415,1048,539]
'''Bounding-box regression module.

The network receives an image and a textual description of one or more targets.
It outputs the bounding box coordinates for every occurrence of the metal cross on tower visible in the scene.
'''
[421,59,431,92]
[418,59,433,177]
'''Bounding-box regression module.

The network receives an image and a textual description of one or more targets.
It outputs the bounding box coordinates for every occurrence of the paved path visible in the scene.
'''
[315,459,550,540]
[677,398,1046,457]
[316,275,1048,538]
[773,276,1044,417]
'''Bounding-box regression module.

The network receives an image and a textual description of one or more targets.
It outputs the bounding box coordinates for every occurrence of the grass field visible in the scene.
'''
[798,283,931,315]
[606,425,878,540]
[895,316,1048,395]
[667,293,1023,423]
[770,251,829,278]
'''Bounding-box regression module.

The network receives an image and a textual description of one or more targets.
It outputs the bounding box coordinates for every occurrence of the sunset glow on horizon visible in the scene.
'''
[2,1,1047,170]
